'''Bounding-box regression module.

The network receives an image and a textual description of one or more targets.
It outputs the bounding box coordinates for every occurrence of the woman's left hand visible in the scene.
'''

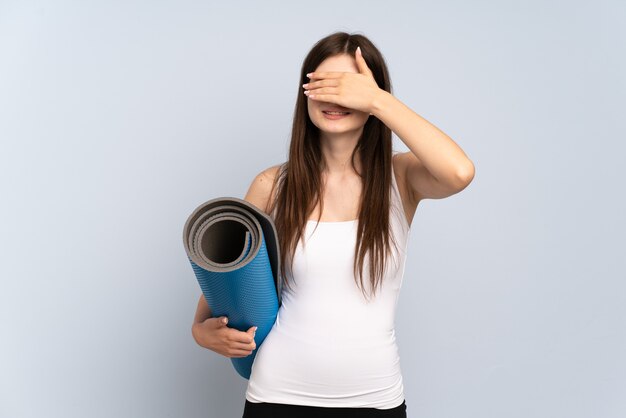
[303,47,384,114]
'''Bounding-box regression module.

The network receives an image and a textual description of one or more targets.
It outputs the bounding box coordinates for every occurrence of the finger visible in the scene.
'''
[304,87,338,97]
[232,340,257,351]
[247,326,258,342]
[207,316,228,328]
[306,71,343,80]
[228,349,255,358]
[303,79,338,90]
[227,328,256,344]
[306,93,336,103]
[355,46,373,77]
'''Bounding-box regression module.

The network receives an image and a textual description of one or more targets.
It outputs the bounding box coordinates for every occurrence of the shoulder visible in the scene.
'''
[244,164,283,214]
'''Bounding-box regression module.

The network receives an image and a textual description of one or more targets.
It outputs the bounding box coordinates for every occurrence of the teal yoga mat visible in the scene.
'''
[182,197,281,379]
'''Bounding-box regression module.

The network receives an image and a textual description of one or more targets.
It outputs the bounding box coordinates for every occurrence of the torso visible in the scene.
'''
[246,154,412,408]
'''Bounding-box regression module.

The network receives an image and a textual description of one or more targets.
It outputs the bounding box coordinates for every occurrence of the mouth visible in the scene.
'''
[322,110,351,120]
[322,107,351,120]
[322,110,351,115]
[322,106,351,115]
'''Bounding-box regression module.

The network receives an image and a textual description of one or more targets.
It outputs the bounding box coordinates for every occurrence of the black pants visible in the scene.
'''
[242,399,407,418]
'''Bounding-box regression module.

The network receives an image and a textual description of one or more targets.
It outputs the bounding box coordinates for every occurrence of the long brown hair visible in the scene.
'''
[267,31,398,301]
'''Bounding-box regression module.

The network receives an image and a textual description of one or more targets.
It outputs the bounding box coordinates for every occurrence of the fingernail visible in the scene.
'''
[356,46,361,55]
[306,72,312,78]
[222,317,228,324]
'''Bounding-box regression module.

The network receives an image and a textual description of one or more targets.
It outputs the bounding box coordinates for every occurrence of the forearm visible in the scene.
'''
[371,90,474,187]
[192,295,212,346]
[194,294,212,324]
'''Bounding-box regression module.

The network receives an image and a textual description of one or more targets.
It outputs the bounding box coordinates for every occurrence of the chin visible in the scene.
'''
[318,120,367,133]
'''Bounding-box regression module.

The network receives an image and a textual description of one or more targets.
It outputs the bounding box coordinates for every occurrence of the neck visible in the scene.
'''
[319,127,363,175]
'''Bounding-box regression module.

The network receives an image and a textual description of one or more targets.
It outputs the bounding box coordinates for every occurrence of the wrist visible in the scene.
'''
[370,89,393,118]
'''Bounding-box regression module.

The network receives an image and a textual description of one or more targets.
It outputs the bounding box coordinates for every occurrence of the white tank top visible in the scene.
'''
[245,156,411,409]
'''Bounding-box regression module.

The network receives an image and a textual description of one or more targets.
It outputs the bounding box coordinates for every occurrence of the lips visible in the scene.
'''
[322,107,351,114]
[322,107,351,116]
[323,111,351,115]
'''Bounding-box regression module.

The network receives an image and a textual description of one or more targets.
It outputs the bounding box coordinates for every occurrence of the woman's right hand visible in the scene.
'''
[192,316,257,358]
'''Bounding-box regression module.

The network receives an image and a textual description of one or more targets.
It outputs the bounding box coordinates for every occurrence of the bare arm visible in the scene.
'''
[372,91,475,201]
[189,164,281,356]
[242,164,282,213]
[191,294,212,340]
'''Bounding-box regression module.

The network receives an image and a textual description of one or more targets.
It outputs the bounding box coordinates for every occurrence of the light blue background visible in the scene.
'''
[1,1,624,417]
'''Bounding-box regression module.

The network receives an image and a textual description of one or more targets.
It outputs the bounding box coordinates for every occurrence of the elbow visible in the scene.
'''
[191,322,202,346]
[454,161,475,190]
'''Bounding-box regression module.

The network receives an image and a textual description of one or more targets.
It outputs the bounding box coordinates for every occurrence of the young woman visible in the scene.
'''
[192,31,475,418]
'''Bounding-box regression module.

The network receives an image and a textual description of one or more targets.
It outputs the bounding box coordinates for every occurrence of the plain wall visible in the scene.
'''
[1,1,624,417]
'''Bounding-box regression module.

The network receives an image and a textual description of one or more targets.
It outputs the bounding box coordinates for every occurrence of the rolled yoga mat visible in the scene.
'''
[182,196,282,379]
